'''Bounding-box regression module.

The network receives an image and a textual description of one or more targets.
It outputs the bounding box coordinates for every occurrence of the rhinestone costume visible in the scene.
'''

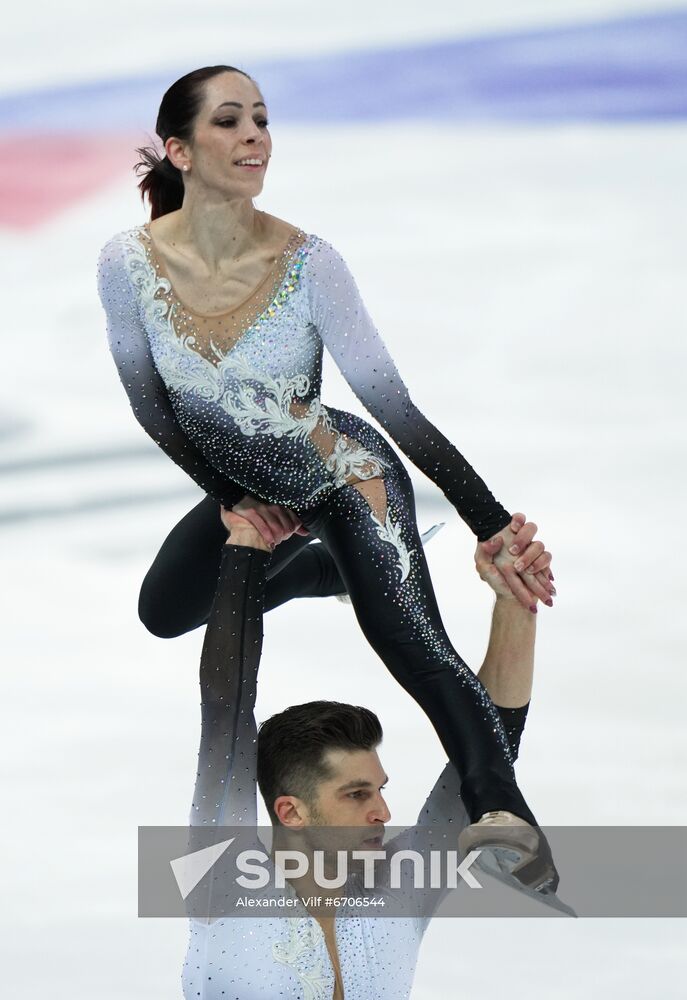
[180,543,472,1000]
[96,223,512,539]
[95,221,535,998]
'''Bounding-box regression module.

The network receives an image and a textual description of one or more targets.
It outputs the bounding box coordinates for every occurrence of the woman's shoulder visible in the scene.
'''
[96,226,151,293]
[259,210,304,242]
[97,226,149,280]
[99,223,147,255]
[96,225,151,307]
[259,211,337,254]
[297,231,353,283]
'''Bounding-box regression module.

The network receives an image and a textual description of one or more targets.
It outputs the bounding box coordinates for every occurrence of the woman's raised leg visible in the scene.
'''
[138,494,345,638]
[299,467,539,828]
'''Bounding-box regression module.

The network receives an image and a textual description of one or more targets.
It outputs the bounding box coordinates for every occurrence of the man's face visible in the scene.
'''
[304,748,391,846]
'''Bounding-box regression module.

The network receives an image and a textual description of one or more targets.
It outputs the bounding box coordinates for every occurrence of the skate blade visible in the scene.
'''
[476,845,523,879]
[490,845,558,893]
[475,849,578,917]
[420,522,445,544]
[475,844,555,892]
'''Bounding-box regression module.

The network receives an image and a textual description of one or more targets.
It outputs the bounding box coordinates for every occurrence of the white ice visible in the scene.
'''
[1,2,685,997]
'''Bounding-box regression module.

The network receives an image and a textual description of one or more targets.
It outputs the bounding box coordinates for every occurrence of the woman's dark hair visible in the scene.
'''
[134,64,256,220]
[257,701,383,824]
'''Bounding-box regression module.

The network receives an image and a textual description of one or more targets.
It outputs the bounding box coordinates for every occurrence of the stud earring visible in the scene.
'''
[182,165,189,172]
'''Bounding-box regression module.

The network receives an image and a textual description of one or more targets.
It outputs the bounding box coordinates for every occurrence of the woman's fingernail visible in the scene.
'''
[529,605,538,614]
[509,545,519,555]
[514,560,524,572]
[550,586,557,596]
[545,598,553,607]
[549,572,555,581]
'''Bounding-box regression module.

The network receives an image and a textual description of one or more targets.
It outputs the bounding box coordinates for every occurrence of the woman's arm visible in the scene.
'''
[303,238,511,541]
[303,239,555,606]
[96,234,246,510]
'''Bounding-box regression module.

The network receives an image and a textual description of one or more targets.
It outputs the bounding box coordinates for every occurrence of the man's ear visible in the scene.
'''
[273,795,309,827]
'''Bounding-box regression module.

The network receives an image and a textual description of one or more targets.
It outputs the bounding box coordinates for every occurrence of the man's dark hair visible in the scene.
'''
[257,701,383,824]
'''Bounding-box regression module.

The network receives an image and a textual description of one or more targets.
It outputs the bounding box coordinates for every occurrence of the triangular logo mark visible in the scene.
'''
[170,837,236,899]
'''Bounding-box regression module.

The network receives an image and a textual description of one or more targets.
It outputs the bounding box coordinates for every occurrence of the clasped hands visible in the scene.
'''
[223,496,555,614]
[476,513,555,613]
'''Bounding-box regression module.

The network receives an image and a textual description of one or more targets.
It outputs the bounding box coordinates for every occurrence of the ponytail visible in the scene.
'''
[134,143,184,221]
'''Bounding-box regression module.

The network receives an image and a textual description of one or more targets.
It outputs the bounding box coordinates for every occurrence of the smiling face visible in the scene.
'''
[166,70,272,195]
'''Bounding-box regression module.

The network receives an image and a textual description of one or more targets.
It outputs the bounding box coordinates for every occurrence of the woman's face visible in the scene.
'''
[179,71,272,196]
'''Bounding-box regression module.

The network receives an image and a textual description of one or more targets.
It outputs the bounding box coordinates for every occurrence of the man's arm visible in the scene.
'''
[476,588,535,708]
[189,535,270,829]
[183,533,271,923]
[472,523,540,761]
[475,529,536,707]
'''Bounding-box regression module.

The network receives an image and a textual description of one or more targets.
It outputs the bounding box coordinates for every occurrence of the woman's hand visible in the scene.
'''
[485,513,555,612]
[222,495,310,549]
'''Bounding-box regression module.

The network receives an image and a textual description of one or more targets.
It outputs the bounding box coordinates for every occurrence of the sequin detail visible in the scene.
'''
[324,434,387,485]
[98,224,514,533]
[272,919,330,999]
[97,220,537,1000]
[370,508,416,583]
[115,227,392,507]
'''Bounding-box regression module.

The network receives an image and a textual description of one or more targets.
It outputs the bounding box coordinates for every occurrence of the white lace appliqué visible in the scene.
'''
[122,229,389,497]
[272,918,331,999]
[324,434,387,486]
[124,230,320,434]
[217,352,325,442]
[370,509,415,582]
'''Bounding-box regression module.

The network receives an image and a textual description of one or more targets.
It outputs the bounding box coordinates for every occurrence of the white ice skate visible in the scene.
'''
[458,810,559,893]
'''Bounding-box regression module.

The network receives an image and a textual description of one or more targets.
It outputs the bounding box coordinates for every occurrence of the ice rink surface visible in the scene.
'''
[1,2,686,997]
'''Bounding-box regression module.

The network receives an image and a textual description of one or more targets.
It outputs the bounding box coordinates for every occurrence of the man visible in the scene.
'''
[180,511,554,999]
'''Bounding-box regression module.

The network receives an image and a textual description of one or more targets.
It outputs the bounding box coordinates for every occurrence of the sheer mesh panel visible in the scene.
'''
[144,223,387,492]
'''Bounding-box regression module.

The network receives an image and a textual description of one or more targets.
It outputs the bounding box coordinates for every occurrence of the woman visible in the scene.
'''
[96,64,556,878]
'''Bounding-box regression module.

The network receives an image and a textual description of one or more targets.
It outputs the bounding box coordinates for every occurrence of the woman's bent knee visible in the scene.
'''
[137,586,185,639]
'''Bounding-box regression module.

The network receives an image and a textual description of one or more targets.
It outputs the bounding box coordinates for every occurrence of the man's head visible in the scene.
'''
[257,701,390,839]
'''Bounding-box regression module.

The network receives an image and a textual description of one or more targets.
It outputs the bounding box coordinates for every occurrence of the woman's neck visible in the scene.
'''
[159,194,266,273]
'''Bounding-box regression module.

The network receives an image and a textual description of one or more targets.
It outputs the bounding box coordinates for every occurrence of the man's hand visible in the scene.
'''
[482,513,555,613]
[475,534,514,598]
[222,495,310,549]
[220,508,272,551]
